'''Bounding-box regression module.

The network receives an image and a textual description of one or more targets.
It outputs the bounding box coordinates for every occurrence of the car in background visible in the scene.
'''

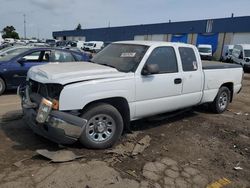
[221,45,234,62]
[0,47,91,95]
[231,44,250,71]
[198,44,212,60]
[45,39,56,47]
[0,33,4,45]
[83,41,104,53]
[0,46,30,57]
[76,41,85,49]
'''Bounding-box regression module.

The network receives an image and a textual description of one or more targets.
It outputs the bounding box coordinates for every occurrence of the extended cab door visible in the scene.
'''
[178,47,203,106]
[135,46,183,118]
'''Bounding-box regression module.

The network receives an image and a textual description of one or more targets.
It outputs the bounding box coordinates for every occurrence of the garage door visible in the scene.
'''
[231,33,250,44]
[171,34,188,43]
[151,34,164,41]
[196,33,219,53]
[134,35,145,40]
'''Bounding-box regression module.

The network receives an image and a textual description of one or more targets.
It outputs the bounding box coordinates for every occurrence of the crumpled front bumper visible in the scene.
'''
[18,84,87,144]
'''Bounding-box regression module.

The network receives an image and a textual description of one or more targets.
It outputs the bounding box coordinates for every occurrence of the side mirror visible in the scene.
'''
[17,58,26,65]
[142,64,159,75]
[246,58,250,62]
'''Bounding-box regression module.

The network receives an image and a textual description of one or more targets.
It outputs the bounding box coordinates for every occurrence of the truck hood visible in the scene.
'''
[27,62,129,85]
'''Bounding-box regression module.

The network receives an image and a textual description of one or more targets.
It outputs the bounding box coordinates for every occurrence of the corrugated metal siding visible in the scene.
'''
[53,16,250,42]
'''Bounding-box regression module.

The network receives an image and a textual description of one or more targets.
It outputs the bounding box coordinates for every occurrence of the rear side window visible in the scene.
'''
[179,47,198,71]
[145,47,178,73]
[50,51,75,62]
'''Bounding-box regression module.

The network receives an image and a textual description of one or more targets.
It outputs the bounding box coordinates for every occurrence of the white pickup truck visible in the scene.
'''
[19,41,243,149]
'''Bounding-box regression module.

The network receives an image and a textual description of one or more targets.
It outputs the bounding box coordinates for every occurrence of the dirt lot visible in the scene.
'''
[0,74,249,188]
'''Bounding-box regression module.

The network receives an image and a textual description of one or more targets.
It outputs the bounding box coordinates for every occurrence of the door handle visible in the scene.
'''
[174,78,182,84]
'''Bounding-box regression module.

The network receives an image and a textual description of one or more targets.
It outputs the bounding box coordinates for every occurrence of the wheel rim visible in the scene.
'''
[86,114,116,143]
[218,91,228,111]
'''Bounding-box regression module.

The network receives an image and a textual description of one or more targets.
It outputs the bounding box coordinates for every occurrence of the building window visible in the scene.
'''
[206,20,213,33]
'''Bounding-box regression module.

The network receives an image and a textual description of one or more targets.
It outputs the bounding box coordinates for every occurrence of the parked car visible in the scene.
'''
[221,45,234,62]
[0,33,4,45]
[76,41,85,49]
[0,47,90,94]
[231,44,250,71]
[4,38,15,44]
[19,41,243,149]
[45,39,56,47]
[0,46,30,57]
[198,44,212,60]
[83,41,104,53]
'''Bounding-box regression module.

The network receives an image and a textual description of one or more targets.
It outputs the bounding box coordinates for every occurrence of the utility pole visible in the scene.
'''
[23,14,26,39]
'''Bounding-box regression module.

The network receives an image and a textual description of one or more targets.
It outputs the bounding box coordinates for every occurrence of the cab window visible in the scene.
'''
[145,47,178,73]
[179,47,198,71]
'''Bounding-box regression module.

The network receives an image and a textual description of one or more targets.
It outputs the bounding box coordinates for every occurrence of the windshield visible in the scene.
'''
[244,50,250,57]
[198,47,212,53]
[87,43,94,46]
[91,43,149,72]
[0,48,30,61]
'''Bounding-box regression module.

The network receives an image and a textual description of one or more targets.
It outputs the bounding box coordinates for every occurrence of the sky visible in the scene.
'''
[0,0,250,39]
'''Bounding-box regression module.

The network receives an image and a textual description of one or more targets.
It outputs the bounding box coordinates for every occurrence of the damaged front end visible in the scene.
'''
[18,80,87,144]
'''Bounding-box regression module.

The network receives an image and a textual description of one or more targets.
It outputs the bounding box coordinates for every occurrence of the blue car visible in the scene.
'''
[0,47,91,95]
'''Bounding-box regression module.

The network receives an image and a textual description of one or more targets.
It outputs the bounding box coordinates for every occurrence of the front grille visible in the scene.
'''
[29,79,63,100]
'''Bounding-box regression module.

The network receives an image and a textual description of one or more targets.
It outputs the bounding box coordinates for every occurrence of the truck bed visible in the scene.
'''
[202,61,242,70]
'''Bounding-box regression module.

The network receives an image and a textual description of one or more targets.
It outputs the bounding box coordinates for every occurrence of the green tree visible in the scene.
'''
[2,26,20,39]
[75,23,82,30]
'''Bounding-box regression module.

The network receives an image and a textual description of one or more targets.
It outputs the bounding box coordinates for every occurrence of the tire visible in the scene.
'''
[210,86,231,114]
[79,103,124,149]
[0,77,6,95]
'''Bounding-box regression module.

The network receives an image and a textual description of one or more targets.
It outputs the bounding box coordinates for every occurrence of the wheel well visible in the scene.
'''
[82,97,131,132]
[221,82,233,102]
[0,75,7,87]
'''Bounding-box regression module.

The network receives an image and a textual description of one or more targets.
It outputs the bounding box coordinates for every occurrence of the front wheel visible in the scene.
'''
[0,78,6,95]
[79,103,124,149]
[210,87,231,114]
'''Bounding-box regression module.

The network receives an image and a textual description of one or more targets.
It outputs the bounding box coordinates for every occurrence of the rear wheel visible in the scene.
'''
[0,78,6,95]
[210,86,231,114]
[79,103,123,149]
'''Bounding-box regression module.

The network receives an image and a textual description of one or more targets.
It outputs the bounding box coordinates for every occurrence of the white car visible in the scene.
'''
[19,41,243,149]
[221,45,234,63]
[198,44,212,60]
[231,44,250,70]
[83,41,104,53]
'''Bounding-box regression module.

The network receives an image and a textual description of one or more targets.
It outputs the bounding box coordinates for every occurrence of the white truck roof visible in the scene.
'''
[198,44,212,48]
[115,40,195,48]
[236,44,250,49]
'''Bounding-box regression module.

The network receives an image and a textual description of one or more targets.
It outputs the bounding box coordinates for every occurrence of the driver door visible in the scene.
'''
[135,46,183,119]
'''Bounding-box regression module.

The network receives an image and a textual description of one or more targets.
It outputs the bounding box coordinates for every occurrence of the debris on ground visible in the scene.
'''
[13,158,30,168]
[132,135,151,156]
[36,149,83,163]
[106,142,135,156]
[106,135,151,157]
[233,166,243,170]
[206,178,231,188]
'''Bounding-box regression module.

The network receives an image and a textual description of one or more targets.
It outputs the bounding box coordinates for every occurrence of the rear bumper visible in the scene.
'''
[200,55,212,60]
[19,84,87,144]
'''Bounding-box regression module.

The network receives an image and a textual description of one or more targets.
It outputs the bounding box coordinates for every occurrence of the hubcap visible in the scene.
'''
[218,91,228,110]
[0,82,2,92]
[86,114,115,143]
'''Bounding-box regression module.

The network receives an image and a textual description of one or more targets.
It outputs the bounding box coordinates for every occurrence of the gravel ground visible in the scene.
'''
[0,74,249,188]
